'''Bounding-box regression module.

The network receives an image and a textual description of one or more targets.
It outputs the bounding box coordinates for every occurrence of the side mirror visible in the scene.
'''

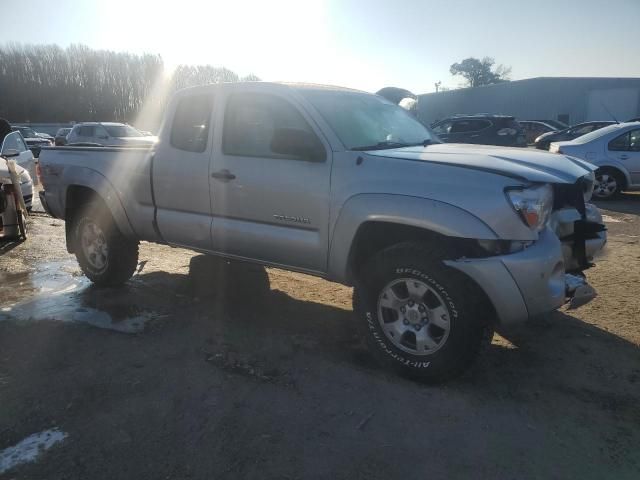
[270,128,325,162]
[98,135,109,140]
[2,149,20,158]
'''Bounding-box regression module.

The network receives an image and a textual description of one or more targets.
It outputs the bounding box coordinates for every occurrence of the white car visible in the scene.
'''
[550,122,640,199]
[0,156,34,211]
[66,122,157,147]
[1,130,37,183]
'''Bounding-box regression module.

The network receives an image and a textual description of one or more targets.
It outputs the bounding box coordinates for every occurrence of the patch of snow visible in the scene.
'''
[0,428,67,474]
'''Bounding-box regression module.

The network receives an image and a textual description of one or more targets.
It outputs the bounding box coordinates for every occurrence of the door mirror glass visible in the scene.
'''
[270,128,325,162]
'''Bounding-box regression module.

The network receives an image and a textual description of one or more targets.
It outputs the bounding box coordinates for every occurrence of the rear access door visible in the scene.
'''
[152,91,216,250]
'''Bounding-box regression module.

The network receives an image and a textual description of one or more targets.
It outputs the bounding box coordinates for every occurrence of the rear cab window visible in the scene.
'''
[170,94,214,153]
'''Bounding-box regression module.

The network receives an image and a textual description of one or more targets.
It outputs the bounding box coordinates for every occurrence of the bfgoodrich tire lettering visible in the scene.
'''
[354,242,492,382]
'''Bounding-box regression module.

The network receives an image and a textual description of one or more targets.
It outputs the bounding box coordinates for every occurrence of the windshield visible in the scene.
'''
[299,90,437,150]
[104,124,142,137]
[18,127,37,137]
[571,124,623,144]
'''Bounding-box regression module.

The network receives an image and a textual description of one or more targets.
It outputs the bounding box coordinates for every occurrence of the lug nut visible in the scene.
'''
[414,324,422,331]
[408,300,415,307]
[418,305,425,312]
[403,319,409,325]
[400,306,406,313]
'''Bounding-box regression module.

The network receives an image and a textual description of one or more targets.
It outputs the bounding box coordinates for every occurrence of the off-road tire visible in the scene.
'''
[72,202,139,287]
[353,242,493,382]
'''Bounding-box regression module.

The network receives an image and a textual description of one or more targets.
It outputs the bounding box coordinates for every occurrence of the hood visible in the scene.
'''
[536,131,558,141]
[366,143,594,184]
[24,136,50,143]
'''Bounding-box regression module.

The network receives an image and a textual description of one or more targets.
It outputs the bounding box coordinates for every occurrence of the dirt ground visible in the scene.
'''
[0,195,639,479]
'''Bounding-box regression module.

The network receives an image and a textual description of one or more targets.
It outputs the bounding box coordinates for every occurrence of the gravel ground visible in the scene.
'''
[0,194,639,479]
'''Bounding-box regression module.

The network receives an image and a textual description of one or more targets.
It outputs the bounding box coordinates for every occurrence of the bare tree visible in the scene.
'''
[0,43,259,125]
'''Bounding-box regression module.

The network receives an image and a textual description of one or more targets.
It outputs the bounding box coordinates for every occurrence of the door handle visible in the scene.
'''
[619,154,629,160]
[210,169,236,181]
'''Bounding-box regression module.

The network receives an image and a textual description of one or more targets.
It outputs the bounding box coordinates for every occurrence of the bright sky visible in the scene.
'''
[2,0,639,94]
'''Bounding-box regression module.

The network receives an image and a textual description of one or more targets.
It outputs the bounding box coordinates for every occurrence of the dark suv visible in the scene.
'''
[431,114,527,147]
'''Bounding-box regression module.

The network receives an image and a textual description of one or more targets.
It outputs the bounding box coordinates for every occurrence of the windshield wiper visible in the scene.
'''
[393,139,441,148]
[350,141,412,151]
[351,139,440,151]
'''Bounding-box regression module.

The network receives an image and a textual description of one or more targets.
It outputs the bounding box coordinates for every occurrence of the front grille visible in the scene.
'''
[553,175,593,211]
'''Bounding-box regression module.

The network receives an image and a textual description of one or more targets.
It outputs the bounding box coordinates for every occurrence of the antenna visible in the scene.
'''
[600,101,619,124]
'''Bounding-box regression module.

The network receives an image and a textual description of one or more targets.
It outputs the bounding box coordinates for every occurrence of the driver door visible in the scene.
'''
[209,89,332,274]
[2,131,35,180]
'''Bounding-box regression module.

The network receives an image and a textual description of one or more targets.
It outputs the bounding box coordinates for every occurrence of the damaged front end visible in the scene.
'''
[444,174,606,326]
[550,176,607,308]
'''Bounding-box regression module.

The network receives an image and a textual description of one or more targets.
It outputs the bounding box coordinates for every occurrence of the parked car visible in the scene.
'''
[431,114,527,147]
[1,130,37,182]
[0,150,34,211]
[11,126,53,157]
[519,120,558,144]
[55,127,72,146]
[35,131,55,143]
[533,119,568,130]
[66,122,157,146]
[39,82,606,382]
[534,121,615,150]
[549,122,640,199]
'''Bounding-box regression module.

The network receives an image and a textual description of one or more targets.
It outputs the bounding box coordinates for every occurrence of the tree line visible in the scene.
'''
[0,43,259,128]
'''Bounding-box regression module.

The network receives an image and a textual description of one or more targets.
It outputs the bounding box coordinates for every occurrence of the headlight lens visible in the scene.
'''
[506,184,554,232]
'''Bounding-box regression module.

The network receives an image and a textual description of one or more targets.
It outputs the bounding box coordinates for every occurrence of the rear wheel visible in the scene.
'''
[593,168,624,200]
[353,242,493,382]
[73,202,139,286]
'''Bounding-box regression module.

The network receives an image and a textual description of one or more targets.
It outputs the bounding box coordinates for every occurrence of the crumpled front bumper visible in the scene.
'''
[444,208,606,326]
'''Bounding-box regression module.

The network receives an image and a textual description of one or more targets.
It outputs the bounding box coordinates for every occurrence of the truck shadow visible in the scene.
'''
[129,255,640,398]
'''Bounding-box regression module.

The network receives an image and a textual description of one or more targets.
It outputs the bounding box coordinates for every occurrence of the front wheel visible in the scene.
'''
[72,203,139,286]
[353,242,493,382]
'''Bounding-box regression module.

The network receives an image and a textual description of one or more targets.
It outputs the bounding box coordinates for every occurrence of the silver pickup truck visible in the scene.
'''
[38,82,606,381]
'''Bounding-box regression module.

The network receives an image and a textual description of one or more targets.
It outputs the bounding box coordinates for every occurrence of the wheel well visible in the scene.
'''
[64,185,105,253]
[348,221,482,280]
[348,221,499,326]
[596,166,628,190]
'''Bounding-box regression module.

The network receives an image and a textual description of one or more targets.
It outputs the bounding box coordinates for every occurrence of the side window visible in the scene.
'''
[95,126,109,138]
[629,129,640,152]
[77,126,94,137]
[432,121,452,135]
[15,134,28,152]
[223,92,318,159]
[450,119,491,133]
[608,132,629,151]
[1,131,20,153]
[170,94,214,153]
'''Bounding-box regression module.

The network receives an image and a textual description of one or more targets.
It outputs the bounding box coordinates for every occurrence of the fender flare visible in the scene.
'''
[327,193,498,283]
[60,166,134,238]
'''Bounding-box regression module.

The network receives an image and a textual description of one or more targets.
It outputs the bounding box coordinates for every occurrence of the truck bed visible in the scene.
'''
[38,145,159,242]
